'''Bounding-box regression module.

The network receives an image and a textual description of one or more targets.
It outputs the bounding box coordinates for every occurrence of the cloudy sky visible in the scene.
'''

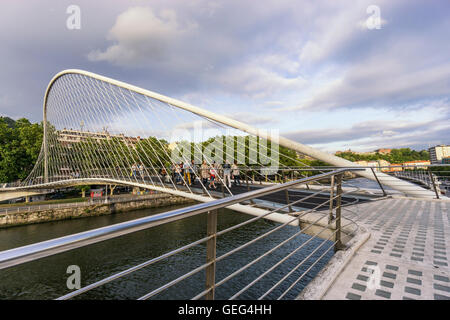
[0,0,448,152]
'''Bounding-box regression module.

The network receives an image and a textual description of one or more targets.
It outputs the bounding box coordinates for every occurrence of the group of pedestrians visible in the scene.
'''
[131,163,145,179]
[171,160,197,186]
[169,160,241,189]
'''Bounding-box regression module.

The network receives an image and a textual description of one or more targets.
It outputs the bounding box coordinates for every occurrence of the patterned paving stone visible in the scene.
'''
[405,286,421,296]
[375,289,391,299]
[351,283,367,292]
[434,275,449,282]
[321,198,450,300]
[345,292,361,300]
[406,277,422,285]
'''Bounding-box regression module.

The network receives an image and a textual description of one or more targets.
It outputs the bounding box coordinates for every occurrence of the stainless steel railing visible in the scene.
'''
[0,168,364,299]
[282,164,450,199]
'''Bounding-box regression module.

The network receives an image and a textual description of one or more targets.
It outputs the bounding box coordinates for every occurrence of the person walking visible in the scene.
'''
[131,163,137,179]
[189,160,197,186]
[171,163,177,182]
[160,167,169,183]
[216,162,223,187]
[232,161,241,186]
[139,164,145,180]
[175,163,182,184]
[200,160,209,186]
[209,162,217,189]
[223,160,232,188]
[183,161,191,186]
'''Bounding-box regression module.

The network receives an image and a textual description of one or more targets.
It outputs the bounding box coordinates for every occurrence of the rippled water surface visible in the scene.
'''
[0,204,333,300]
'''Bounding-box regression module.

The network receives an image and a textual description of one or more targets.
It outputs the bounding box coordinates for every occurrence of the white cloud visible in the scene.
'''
[286,53,450,111]
[88,6,197,66]
[381,130,397,136]
[357,17,388,30]
[284,106,450,152]
[297,1,373,65]
[228,111,279,126]
[88,5,308,101]
[1,0,448,153]
[215,63,306,99]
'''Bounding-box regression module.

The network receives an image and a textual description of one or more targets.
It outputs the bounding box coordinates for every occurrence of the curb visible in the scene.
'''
[296,226,371,300]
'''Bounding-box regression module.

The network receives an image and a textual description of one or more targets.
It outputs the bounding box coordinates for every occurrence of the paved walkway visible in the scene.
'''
[323,197,450,300]
[0,193,162,215]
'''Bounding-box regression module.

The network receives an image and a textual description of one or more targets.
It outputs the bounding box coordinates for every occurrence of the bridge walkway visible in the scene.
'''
[322,197,450,300]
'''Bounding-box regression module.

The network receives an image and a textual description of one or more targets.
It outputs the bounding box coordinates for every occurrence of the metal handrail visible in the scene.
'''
[0,168,362,271]
[60,172,359,300]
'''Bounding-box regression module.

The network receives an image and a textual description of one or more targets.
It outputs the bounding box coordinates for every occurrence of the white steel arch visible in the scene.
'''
[38,69,436,199]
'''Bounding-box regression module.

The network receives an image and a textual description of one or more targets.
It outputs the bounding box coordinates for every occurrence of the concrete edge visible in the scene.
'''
[390,194,450,202]
[296,226,371,300]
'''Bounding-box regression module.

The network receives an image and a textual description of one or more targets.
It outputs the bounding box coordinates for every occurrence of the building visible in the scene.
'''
[403,160,431,170]
[335,149,375,156]
[376,148,392,155]
[335,149,352,155]
[387,164,403,172]
[353,160,368,166]
[352,160,391,172]
[377,159,391,172]
[442,157,450,164]
[56,129,142,148]
[428,145,450,164]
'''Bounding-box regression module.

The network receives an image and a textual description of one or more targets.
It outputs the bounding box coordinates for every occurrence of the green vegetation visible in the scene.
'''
[0,117,43,183]
[74,185,91,197]
[55,136,173,174]
[0,115,436,185]
[336,148,429,163]
[172,135,309,167]
[430,166,450,177]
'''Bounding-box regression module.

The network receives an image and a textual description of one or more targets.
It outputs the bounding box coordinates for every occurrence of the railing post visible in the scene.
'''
[428,168,440,199]
[370,167,387,196]
[246,172,249,189]
[334,174,344,251]
[285,189,293,213]
[205,210,217,300]
[328,175,335,224]
[246,173,255,205]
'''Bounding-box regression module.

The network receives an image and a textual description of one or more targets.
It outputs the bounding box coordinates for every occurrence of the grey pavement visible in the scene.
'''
[324,198,450,300]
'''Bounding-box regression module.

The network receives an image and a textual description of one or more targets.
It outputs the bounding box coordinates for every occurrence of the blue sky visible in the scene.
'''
[0,0,449,152]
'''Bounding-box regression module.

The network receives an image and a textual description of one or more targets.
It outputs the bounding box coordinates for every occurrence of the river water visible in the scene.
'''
[0,204,333,300]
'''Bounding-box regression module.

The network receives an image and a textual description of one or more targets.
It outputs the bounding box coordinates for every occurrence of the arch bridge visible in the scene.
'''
[0,70,438,214]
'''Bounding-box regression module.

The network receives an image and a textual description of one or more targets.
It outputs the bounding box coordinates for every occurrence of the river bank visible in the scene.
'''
[0,193,195,229]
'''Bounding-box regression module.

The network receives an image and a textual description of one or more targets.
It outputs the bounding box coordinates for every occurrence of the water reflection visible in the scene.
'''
[0,204,333,300]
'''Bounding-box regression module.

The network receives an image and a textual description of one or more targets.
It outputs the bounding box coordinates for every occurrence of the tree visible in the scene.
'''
[0,117,43,183]
[336,148,430,163]
[0,116,16,128]
[75,185,91,198]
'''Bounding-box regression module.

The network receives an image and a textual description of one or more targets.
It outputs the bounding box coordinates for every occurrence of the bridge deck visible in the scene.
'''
[323,197,450,300]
